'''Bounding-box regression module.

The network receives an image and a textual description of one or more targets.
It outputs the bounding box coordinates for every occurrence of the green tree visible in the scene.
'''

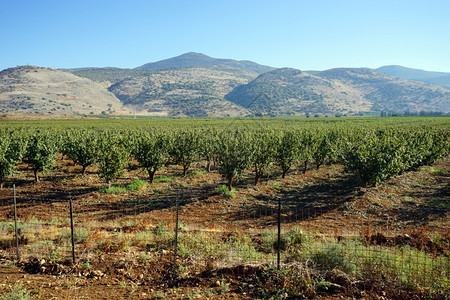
[275,130,300,178]
[0,133,27,188]
[169,130,200,176]
[216,129,253,191]
[97,133,129,186]
[25,132,59,183]
[132,132,170,183]
[63,130,99,175]
[250,130,279,185]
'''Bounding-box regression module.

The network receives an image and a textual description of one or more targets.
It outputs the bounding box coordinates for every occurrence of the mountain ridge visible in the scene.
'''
[1,53,449,117]
[378,65,450,88]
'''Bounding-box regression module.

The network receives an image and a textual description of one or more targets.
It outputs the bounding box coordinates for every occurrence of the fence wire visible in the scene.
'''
[0,187,448,290]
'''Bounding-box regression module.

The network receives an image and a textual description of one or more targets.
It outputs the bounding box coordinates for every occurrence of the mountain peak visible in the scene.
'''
[177,52,211,59]
[134,53,275,74]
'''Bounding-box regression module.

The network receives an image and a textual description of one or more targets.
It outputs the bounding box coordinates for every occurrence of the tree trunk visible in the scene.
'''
[254,168,261,185]
[0,180,4,189]
[303,161,308,173]
[282,168,288,179]
[183,165,188,177]
[81,165,87,175]
[34,170,39,183]
[148,169,156,184]
[206,161,211,172]
[227,178,233,191]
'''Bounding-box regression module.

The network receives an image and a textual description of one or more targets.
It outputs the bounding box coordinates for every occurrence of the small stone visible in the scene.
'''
[248,284,254,289]
[138,274,144,280]
[215,280,221,287]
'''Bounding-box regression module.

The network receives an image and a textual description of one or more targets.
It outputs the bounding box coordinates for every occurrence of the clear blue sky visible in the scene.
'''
[1,0,449,72]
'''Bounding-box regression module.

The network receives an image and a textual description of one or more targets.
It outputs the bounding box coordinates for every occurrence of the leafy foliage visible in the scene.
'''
[132,132,170,183]
[96,133,129,185]
[0,133,27,187]
[24,132,59,182]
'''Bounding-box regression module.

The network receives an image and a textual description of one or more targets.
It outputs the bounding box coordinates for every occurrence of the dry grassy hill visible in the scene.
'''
[108,67,253,117]
[0,66,129,116]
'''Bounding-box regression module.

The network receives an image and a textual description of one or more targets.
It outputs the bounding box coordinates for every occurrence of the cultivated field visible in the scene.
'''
[0,117,449,299]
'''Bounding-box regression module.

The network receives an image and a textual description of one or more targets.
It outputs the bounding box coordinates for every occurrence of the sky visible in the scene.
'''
[1,0,450,72]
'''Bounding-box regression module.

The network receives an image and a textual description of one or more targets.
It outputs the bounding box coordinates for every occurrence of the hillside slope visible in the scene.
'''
[108,67,253,117]
[319,68,450,113]
[0,66,126,116]
[225,68,372,116]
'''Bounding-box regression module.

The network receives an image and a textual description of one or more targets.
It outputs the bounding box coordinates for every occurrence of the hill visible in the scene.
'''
[225,68,371,116]
[135,52,275,74]
[108,67,253,117]
[225,67,450,116]
[0,66,127,116]
[378,65,450,88]
[319,68,450,113]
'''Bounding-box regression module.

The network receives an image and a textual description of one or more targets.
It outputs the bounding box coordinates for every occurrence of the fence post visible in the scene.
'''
[173,190,179,278]
[13,184,20,261]
[69,193,76,264]
[277,197,281,270]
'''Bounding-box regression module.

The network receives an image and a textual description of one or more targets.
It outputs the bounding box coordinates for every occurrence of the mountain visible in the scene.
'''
[319,68,450,113]
[225,68,372,116]
[378,65,450,88]
[2,54,449,118]
[135,52,275,74]
[0,66,127,116]
[225,67,450,115]
[108,66,253,117]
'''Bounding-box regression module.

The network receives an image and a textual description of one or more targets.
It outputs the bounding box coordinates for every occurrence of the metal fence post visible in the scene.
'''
[13,184,20,261]
[69,193,76,264]
[277,197,281,270]
[173,190,179,278]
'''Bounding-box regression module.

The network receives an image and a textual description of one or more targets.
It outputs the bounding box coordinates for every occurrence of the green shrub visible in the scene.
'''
[1,284,33,300]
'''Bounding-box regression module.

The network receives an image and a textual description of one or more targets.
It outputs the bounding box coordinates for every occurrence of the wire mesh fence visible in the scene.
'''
[0,186,448,290]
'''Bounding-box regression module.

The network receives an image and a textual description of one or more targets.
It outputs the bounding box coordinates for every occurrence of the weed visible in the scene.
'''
[127,179,148,191]
[152,223,168,236]
[0,284,33,300]
[315,278,332,291]
[99,185,127,194]
[153,176,173,183]
[74,226,92,243]
[129,284,139,296]
[431,168,447,176]
[138,251,150,264]
[215,185,236,198]
[188,170,207,177]
[81,261,91,270]
[269,181,282,189]
[311,241,357,274]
